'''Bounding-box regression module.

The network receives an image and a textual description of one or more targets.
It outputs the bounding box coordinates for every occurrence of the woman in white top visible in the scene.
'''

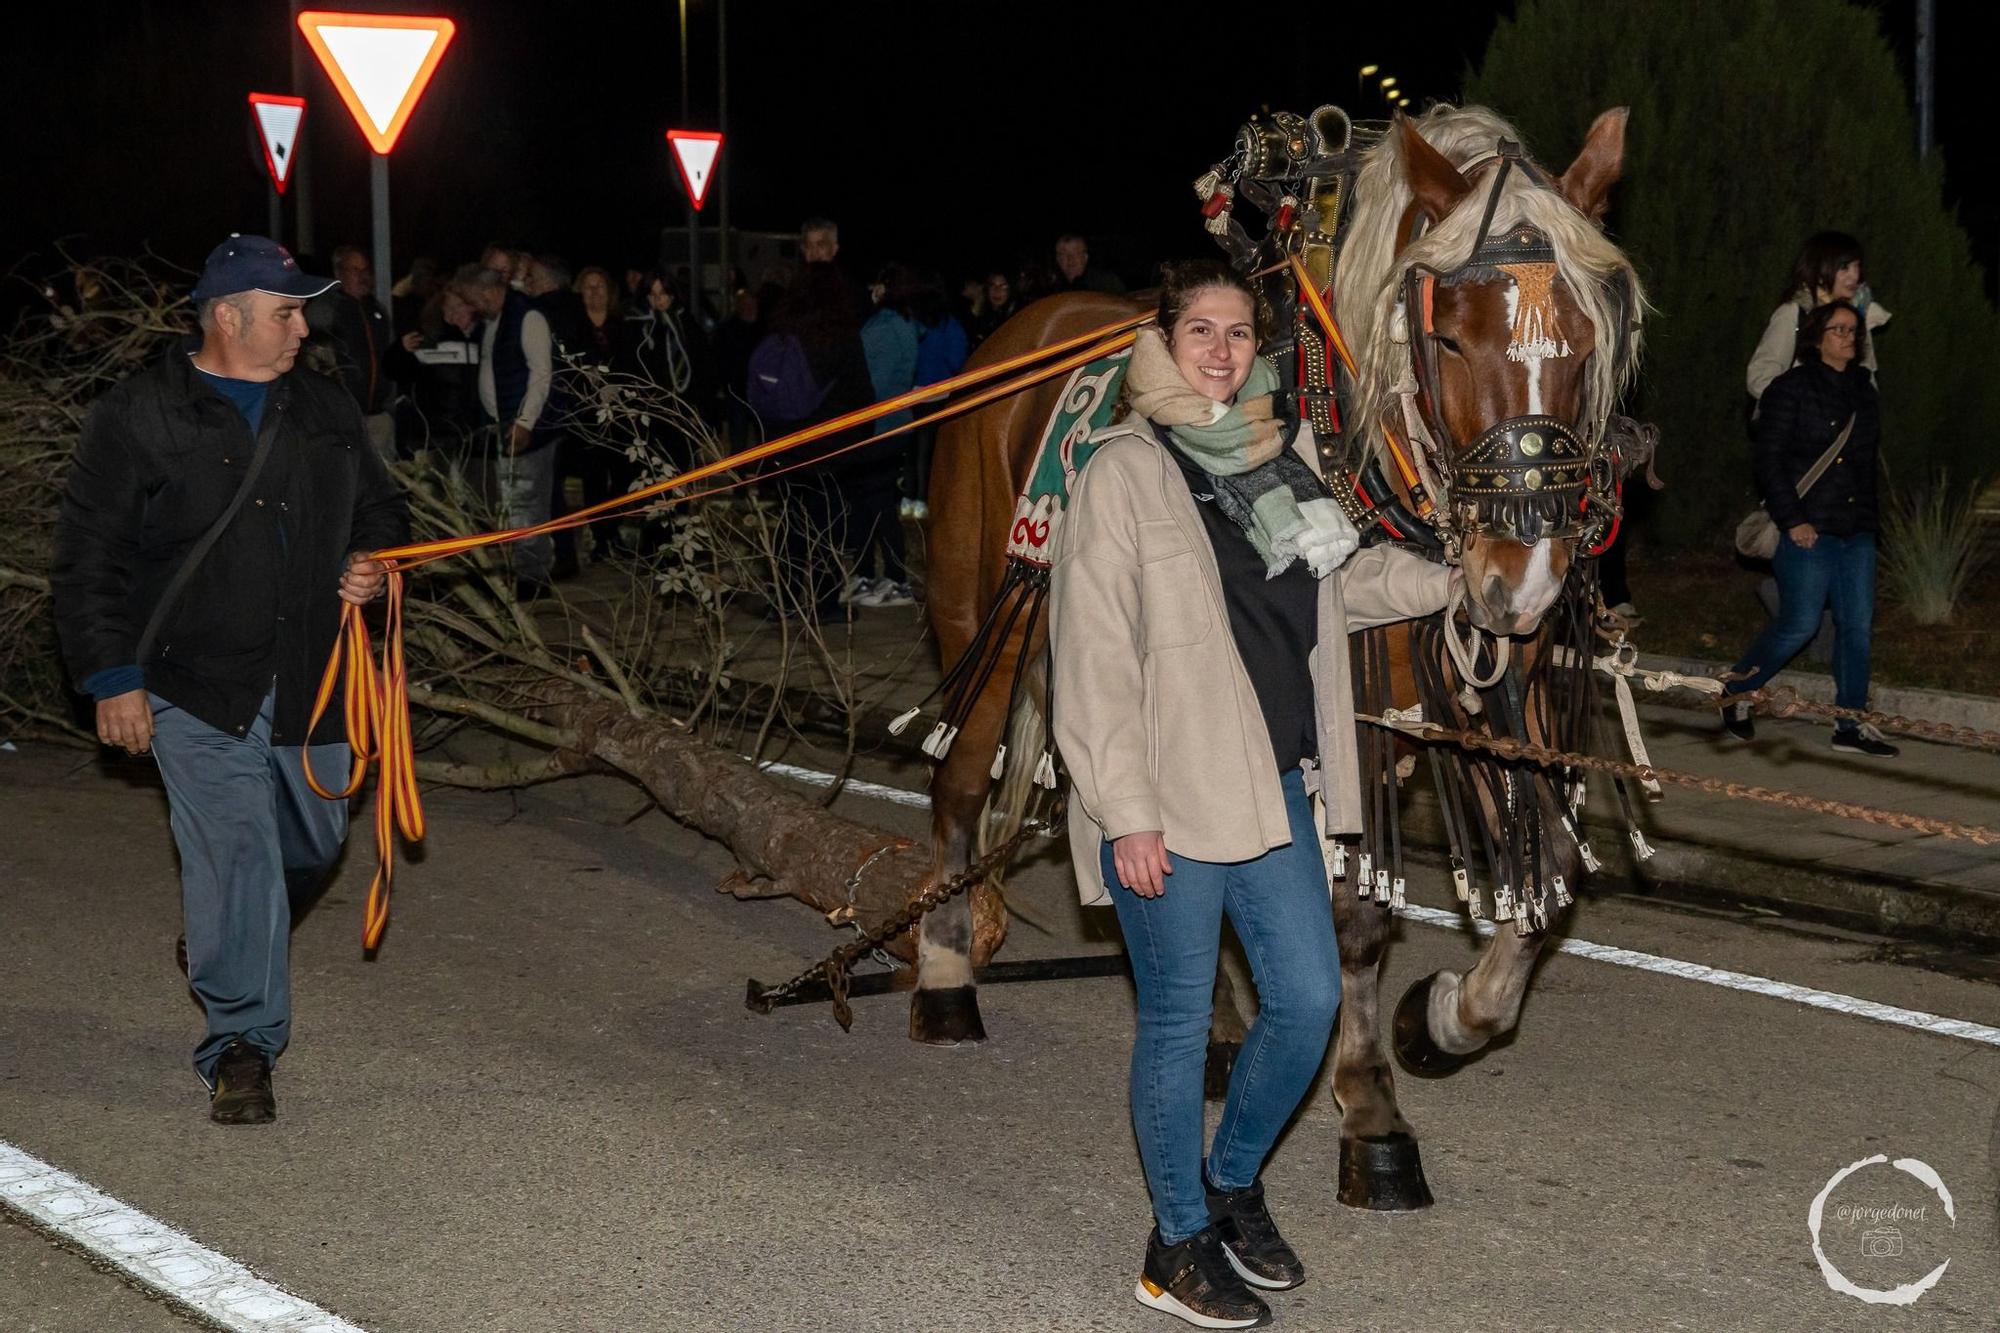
[1747,231,1890,401]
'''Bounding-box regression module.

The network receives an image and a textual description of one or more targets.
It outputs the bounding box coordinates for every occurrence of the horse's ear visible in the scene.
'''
[1396,112,1472,223]
[1558,108,1628,223]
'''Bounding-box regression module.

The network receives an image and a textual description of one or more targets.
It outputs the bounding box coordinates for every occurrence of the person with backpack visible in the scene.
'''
[748,262,875,621]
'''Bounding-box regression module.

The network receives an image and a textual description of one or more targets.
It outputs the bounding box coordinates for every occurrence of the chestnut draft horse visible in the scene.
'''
[916,104,1647,1209]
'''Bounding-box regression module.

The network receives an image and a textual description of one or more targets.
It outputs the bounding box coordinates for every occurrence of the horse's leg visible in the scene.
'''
[1327,623,1434,1208]
[1394,763,1574,1076]
[1205,929,1253,1099]
[1329,878,1435,1210]
[1394,923,1546,1076]
[916,720,992,1040]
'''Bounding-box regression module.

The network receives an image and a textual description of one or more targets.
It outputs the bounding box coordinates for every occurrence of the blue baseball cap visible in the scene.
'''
[189,233,335,301]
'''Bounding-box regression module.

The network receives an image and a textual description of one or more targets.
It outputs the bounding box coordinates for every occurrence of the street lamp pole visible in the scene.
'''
[288,0,314,254]
[1916,0,1935,156]
[679,0,699,318]
[717,0,730,304]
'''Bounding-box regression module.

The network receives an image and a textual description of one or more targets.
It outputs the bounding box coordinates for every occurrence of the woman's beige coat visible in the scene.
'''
[1050,420,1453,906]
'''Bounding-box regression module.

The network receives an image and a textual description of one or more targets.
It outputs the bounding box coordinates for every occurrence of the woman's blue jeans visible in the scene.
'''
[1104,768,1341,1243]
[1728,530,1876,717]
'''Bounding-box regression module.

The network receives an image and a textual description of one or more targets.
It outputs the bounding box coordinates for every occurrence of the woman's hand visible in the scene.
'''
[1787,522,1818,550]
[1112,831,1172,898]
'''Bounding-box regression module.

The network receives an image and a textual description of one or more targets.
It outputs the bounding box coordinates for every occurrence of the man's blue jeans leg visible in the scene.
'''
[1105,769,1341,1243]
[150,690,348,1085]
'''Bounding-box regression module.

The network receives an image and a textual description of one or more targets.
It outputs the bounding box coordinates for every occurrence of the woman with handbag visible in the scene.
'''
[1722,300,1896,756]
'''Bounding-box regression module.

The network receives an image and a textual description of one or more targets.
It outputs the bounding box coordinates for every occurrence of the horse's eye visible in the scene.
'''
[1433,335,1462,354]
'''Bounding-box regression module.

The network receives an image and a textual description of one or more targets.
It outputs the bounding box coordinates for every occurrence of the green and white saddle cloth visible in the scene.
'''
[1004,351,1130,567]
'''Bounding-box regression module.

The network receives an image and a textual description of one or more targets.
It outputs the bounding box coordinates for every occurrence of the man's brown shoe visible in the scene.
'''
[209,1040,275,1125]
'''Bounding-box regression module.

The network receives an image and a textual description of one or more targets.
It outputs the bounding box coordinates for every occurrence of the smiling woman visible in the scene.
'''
[1049,259,1454,1329]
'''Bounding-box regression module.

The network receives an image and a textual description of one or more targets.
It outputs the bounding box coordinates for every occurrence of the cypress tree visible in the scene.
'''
[1465,0,1998,548]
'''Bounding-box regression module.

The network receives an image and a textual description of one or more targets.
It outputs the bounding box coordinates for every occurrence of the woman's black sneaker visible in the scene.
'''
[1135,1225,1272,1329]
[1831,725,1899,757]
[1721,699,1755,741]
[1205,1174,1306,1290]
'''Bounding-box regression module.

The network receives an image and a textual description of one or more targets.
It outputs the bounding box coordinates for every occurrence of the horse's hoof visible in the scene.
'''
[1203,1040,1241,1101]
[1338,1132,1435,1211]
[909,985,987,1045]
[1393,971,1475,1080]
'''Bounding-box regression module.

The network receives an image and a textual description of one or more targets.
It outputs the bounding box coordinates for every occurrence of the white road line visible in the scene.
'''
[1394,904,2000,1049]
[764,760,2000,1050]
[0,1140,365,1333]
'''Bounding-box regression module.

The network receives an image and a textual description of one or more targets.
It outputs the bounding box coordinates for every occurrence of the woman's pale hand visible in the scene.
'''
[1112,831,1172,898]
[1787,522,1818,550]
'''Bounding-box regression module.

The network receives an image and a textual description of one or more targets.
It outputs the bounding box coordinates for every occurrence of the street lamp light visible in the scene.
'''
[1381,76,1398,91]
[1398,97,1413,109]
[1359,64,1380,77]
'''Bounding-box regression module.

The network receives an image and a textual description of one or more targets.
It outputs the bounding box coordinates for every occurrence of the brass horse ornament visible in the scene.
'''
[913,102,1655,1210]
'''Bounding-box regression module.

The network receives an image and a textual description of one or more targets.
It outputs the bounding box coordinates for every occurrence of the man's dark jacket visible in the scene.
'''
[51,343,409,745]
[318,289,395,414]
[1752,354,1880,538]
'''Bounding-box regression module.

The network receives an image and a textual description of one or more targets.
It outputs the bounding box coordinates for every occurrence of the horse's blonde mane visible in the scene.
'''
[1330,103,1645,462]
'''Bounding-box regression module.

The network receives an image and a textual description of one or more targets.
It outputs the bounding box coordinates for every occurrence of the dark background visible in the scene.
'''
[1,1,1985,295]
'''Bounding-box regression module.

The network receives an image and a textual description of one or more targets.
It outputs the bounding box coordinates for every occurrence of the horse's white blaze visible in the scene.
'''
[1509,538,1563,619]
[1506,284,1548,414]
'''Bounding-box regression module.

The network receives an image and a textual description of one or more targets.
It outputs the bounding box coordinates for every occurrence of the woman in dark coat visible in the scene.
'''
[1721,299,1895,756]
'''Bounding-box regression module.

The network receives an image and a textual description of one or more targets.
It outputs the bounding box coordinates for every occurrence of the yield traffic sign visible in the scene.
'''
[666,130,724,212]
[247,93,307,194]
[296,11,456,155]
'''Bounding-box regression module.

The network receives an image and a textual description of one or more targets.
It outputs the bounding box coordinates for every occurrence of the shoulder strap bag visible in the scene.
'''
[135,388,287,664]
[1732,412,1854,561]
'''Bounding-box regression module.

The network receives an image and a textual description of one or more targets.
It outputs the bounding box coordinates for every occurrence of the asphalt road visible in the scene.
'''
[3,739,1997,1332]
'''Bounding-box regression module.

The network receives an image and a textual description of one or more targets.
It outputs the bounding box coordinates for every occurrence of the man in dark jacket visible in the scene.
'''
[314,245,399,461]
[50,234,410,1123]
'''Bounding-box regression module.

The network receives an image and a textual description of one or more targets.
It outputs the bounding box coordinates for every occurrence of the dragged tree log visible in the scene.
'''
[541,692,1009,968]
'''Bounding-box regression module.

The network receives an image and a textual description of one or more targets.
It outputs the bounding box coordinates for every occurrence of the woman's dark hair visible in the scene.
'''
[873,263,919,317]
[1783,231,1864,302]
[1156,259,1260,344]
[1796,299,1868,366]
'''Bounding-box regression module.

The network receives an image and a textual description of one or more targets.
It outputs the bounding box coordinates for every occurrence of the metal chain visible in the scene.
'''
[1730,684,2000,753]
[747,801,1067,1029]
[1361,715,2000,846]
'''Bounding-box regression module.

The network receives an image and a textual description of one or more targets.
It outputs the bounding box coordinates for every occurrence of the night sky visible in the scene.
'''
[3,1,1988,297]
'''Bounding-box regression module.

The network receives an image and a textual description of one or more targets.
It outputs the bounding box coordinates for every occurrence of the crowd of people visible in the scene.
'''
[298,218,1128,612]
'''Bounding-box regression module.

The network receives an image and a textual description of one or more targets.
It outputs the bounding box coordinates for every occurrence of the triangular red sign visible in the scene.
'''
[248,93,307,194]
[297,11,455,155]
[666,130,724,212]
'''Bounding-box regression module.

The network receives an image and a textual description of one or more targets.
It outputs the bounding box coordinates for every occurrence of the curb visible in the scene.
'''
[1634,652,2000,734]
